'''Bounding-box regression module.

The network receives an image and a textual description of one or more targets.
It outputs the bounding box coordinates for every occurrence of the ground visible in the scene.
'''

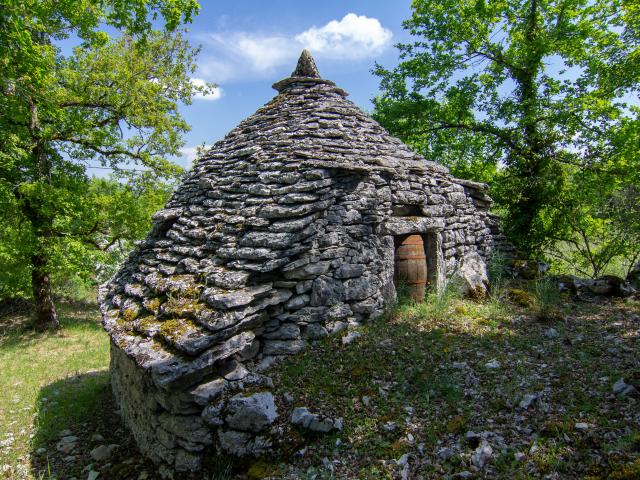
[0,286,638,479]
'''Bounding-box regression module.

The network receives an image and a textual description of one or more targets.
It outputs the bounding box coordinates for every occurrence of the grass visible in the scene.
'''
[0,285,638,479]
[0,302,109,479]
[271,287,640,479]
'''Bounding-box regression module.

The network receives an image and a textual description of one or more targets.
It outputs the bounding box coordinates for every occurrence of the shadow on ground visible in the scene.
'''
[0,299,103,349]
[30,371,163,480]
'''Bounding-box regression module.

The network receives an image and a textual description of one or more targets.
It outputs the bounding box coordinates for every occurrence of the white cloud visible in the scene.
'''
[180,144,211,164]
[296,13,392,59]
[198,13,393,82]
[235,35,293,72]
[199,33,295,82]
[190,78,223,101]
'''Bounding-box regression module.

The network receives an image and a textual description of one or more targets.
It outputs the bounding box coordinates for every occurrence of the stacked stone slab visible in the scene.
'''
[99,50,504,472]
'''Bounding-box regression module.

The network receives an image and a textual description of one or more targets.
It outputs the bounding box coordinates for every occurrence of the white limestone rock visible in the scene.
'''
[225,392,278,432]
[454,251,489,298]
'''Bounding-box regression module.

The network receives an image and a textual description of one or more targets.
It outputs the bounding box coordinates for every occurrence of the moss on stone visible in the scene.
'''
[135,315,163,336]
[163,296,204,319]
[143,297,162,314]
[114,317,134,332]
[165,275,201,297]
[247,460,281,479]
[446,414,467,434]
[158,318,195,341]
[608,460,640,480]
[507,288,534,308]
[121,307,139,322]
[181,284,202,299]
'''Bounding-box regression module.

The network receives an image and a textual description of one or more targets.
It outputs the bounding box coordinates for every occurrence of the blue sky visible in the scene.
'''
[172,0,414,168]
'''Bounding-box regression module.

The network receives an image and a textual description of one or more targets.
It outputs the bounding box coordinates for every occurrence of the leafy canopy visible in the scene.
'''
[0,0,214,306]
[0,177,173,300]
[374,0,639,255]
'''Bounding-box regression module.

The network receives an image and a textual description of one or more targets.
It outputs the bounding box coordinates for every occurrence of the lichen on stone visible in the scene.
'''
[162,296,204,319]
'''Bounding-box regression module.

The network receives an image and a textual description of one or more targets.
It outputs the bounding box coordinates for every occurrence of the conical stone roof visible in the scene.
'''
[101,51,455,388]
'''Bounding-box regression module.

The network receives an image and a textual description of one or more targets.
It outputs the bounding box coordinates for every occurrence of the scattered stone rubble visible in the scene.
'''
[99,50,503,471]
[291,407,343,433]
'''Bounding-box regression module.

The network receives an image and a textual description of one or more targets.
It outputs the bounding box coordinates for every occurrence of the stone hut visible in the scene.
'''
[99,50,502,472]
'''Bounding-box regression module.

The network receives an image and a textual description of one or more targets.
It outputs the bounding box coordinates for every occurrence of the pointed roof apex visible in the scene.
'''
[272,50,345,95]
[291,49,321,78]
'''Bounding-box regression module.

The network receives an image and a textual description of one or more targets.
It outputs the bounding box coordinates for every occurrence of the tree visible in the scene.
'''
[0,176,174,301]
[373,0,640,256]
[0,0,215,329]
[548,116,640,278]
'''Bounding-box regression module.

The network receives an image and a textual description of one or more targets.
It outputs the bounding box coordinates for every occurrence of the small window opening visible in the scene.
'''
[392,204,422,217]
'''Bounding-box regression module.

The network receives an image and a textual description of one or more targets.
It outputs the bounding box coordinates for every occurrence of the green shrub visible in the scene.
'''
[533,277,562,321]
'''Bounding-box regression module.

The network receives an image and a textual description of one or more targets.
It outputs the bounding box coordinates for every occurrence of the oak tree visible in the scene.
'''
[0,0,215,328]
[374,0,639,256]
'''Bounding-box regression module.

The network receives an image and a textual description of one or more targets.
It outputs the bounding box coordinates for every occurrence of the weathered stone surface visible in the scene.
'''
[290,407,343,433]
[263,323,301,340]
[190,378,227,406]
[90,444,119,462]
[282,261,331,280]
[326,303,352,321]
[158,413,213,447]
[302,323,328,339]
[262,339,306,355]
[150,331,255,390]
[154,389,200,415]
[344,275,380,301]
[225,392,278,432]
[310,276,345,306]
[217,429,252,456]
[334,264,365,279]
[454,251,489,298]
[175,449,201,472]
[285,294,310,311]
[201,284,273,309]
[224,361,250,381]
[217,430,272,457]
[205,269,251,289]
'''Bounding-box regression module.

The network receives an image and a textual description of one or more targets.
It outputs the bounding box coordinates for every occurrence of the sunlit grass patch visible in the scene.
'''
[0,303,108,479]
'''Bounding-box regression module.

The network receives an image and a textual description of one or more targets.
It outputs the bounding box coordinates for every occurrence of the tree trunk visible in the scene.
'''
[31,251,59,330]
[24,94,60,330]
[506,0,552,255]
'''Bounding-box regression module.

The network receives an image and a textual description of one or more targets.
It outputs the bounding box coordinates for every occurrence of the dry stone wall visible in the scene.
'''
[100,52,503,472]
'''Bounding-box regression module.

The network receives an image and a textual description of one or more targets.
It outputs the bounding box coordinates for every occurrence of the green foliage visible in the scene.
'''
[398,279,462,322]
[487,249,509,295]
[547,119,640,278]
[374,0,640,255]
[533,276,562,321]
[0,0,212,317]
[0,177,172,301]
